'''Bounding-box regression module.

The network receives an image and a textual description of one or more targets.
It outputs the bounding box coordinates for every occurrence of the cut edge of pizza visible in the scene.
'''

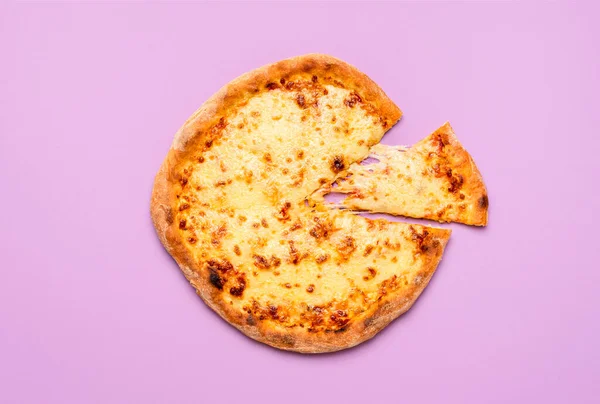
[150,54,454,353]
[314,122,489,226]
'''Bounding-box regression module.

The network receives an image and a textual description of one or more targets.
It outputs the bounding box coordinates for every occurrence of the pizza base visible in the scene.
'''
[151,54,451,353]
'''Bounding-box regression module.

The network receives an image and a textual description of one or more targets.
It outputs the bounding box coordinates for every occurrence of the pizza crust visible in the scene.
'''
[151,54,452,353]
[170,54,401,152]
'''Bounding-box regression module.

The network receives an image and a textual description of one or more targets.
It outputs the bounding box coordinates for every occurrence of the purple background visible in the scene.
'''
[2,2,599,403]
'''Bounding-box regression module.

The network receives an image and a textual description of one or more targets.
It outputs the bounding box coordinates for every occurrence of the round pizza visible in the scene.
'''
[151,54,487,353]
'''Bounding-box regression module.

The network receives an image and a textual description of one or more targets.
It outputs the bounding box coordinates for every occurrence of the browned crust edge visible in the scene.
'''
[171,53,401,153]
[433,122,488,226]
[150,53,428,354]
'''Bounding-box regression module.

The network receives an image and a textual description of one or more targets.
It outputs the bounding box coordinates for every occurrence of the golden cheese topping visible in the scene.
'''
[156,61,452,352]
[323,123,488,226]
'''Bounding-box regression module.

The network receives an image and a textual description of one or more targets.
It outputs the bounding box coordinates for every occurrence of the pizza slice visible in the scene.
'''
[324,122,488,226]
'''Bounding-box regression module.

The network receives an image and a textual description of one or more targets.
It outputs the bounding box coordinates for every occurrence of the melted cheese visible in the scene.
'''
[323,123,488,226]
[175,80,450,334]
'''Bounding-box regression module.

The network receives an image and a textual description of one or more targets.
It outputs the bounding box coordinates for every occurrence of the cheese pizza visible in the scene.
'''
[151,54,452,353]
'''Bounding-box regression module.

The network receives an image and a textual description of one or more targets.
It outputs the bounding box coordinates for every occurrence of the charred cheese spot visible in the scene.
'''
[383,239,401,251]
[209,270,224,290]
[207,259,234,273]
[296,94,306,108]
[331,156,345,173]
[363,267,377,281]
[431,132,448,153]
[448,174,464,193]
[338,236,357,259]
[315,254,329,264]
[275,201,292,222]
[229,275,247,297]
[287,241,303,265]
[479,194,489,208]
[253,254,270,269]
[252,254,281,270]
[344,92,362,108]
[211,224,228,245]
[309,217,332,240]
[409,226,430,252]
